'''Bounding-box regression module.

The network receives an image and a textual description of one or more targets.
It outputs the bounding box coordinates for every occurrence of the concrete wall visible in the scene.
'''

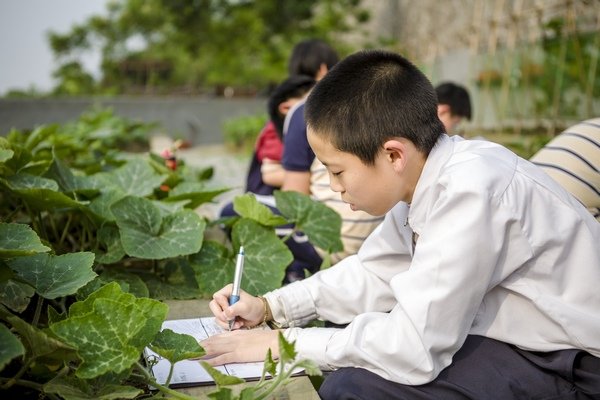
[0,96,266,145]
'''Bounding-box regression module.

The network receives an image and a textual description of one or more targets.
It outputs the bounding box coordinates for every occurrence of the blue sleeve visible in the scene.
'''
[282,103,315,172]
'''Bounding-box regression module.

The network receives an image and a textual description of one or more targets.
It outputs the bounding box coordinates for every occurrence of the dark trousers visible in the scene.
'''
[319,335,600,400]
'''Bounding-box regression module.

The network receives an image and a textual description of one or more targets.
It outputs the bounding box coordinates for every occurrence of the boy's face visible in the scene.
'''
[307,128,419,217]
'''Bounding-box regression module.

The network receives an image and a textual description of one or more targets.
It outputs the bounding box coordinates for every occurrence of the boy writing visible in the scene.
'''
[202,50,600,399]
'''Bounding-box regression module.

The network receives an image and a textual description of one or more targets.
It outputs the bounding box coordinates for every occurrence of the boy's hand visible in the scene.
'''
[209,285,265,330]
[200,329,280,366]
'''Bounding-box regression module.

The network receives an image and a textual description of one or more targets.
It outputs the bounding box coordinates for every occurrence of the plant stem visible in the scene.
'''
[0,358,34,390]
[32,295,44,327]
[134,361,196,400]
[59,213,73,247]
[0,376,43,391]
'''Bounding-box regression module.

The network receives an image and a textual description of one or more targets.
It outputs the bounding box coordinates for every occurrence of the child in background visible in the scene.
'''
[203,50,600,400]
[245,75,315,195]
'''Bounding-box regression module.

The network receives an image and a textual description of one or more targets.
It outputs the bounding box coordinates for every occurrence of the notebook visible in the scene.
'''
[144,317,271,387]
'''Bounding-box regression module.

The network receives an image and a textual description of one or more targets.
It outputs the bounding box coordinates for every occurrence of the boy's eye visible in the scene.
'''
[332,171,342,177]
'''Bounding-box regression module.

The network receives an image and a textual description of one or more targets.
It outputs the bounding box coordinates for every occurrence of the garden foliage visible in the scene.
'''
[0,109,339,398]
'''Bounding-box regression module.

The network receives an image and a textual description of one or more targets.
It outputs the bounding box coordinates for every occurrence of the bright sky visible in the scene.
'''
[0,0,109,95]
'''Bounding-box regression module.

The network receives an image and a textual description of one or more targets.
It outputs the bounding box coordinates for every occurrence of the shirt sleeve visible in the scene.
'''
[266,185,524,385]
[255,121,283,162]
[281,103,315,172]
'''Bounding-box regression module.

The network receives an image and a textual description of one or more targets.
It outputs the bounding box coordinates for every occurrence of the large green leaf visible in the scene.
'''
[165,182,230,209]
[50,282,168,379]
[149,328,205,363]
[275,191,343,253]
[112,196,205,259]
[6,252,96,299]
[0,323,25,371]
[3,173,86,211]
[190,241,235,298]
[44,376,142,400]
[231,219,292,294]
[0,222,50,258]
[233,194,288,226]
[93,158,166,197]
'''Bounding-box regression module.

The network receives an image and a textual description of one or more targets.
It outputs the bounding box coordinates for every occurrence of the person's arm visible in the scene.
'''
[260,159,285,187]
[281,170,311,193]
[273,183,524,385]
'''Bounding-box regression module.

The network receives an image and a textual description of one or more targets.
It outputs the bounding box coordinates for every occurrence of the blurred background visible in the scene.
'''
[1,0,598,157]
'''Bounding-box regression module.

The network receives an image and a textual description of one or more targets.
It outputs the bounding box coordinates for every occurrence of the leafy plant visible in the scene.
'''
[197,332,321,400]
[0,110,341,398]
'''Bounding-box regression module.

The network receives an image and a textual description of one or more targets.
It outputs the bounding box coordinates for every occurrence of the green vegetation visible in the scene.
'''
[223,112,268,154]
[0,110,340,398]
[47,0,376,96]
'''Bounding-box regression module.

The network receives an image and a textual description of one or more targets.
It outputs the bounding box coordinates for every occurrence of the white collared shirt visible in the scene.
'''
[264,135,600,385]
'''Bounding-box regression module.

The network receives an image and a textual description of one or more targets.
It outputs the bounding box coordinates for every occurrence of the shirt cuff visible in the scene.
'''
[265,282,319,327]
[291,327,339,370]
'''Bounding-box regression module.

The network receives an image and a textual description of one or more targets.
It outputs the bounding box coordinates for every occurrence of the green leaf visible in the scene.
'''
[0,323,25,371]
[3,173,86,211]
[277,331,297,367]
[88,190,126,222]
[0,272,35,313]
[0,222,50,258]
[231,219,293,294]
[44,375,142,400]
[200,361,245,386]
[166,182,230,209]
[24,124,58,152]
[94,225,126,264]
[149,329,205,363]
[263,348,277,377]
[0,148,14,163]
[45,155,98,197]
[50,283,168,379]
[94,158,166,197]
[100,269,149,298]
[6,172,58,190]
[7,314,77,362]
[190,241,235,298]
[207,387,235,400]
[233,194,288,226]
[142,273,200,300]
[6,252,96,299]
[275,191,343,253]
[112,196,206,259]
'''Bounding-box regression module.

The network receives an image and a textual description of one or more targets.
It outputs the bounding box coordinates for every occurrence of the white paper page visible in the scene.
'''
[145,317,267,386]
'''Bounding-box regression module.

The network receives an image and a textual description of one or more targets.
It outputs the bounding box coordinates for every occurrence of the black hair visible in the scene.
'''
[435,82,472,119]
[288,39,339,78]
[267,75,315,139]
[305,50,444,165]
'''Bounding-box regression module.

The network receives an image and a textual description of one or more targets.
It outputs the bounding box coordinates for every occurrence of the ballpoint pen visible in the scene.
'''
[228,246,245,331]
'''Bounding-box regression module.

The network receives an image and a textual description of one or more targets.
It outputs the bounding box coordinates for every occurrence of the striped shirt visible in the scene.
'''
[530,118,600,222]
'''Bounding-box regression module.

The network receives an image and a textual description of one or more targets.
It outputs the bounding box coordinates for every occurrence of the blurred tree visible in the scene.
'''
[48,0,375,95]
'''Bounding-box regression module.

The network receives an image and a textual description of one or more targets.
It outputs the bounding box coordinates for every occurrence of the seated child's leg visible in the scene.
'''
[318,335,600,400]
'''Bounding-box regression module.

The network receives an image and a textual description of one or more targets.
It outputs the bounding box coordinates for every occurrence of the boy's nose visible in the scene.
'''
[329,179,344,193]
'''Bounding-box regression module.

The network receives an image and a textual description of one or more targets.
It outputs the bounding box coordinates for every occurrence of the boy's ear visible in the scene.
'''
[437,103,451,118]
[383,139,408,172]
[316,63,329,80]
[278,100,294,116]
